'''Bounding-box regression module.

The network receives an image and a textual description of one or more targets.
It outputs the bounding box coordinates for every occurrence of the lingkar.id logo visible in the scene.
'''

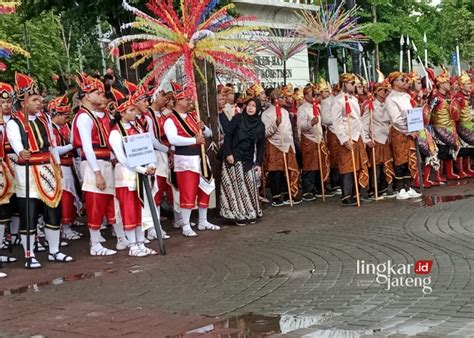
[356,260,433,294]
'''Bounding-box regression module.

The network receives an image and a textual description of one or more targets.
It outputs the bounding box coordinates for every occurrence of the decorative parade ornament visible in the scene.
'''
[47,95,71,114]
[0,82,14,99]
[75,72,105,94]
[297,1,367,49]
[110,0,262,100]
[0,61,7,72]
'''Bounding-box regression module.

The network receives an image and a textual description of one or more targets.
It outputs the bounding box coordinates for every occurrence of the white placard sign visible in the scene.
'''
[407,107,424,132]
[123,133,156,167]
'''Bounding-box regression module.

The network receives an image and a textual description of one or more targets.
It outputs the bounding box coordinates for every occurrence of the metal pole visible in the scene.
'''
[23,92,31,268]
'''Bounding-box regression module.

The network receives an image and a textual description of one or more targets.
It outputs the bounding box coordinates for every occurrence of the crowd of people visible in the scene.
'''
[0,66,472,278]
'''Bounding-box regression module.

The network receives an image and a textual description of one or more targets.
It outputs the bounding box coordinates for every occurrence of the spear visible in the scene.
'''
[406,36,412,73]
[423,32,428,68]
[342,48,347,73]
[455,38,461,75]
[412,41,432,90]
[399,35,405,72]
[22,91,31,268]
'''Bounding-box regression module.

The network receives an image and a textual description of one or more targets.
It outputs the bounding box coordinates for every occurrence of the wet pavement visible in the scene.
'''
[1,180,474,337]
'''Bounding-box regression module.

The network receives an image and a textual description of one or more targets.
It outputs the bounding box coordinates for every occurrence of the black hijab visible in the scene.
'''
[236,97,264,142]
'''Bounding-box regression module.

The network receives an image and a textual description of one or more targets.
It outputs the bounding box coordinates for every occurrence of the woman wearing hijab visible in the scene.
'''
[220,98,265,225]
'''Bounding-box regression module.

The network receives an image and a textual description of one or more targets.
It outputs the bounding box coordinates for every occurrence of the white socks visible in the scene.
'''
[181,208,192,231]
[89,229,102,246]
[112,222,126,240]
[135,227,145,243]
[20,234,35,258]
[198,207,208,225]
[44,228,60,255]
[173,210,182,225]
[125,229,136,245]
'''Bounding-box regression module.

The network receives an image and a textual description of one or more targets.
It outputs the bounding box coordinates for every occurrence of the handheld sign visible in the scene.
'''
[407,107,424,132]
[123,133,156,167]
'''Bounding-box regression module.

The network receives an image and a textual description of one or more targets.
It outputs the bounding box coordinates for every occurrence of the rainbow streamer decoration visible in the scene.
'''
[110,0,263,100]
[0,41,30,58]
[297,1,367,49]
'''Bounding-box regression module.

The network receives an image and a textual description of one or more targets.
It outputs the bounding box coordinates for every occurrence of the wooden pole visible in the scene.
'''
[317,141,325,202]
[370,105,378,200]
[347,118,360,207]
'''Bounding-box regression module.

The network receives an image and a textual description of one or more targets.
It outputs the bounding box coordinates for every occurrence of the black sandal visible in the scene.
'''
[48,252,74,263]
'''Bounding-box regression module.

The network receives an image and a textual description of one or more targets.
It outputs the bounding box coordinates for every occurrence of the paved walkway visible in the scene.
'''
[1,180,474,337]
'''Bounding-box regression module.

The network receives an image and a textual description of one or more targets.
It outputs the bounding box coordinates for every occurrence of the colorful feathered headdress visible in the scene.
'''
[14,72,40,101]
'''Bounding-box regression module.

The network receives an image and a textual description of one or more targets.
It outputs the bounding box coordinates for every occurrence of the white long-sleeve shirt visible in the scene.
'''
[332,93,365,145]
[320,96,334,129]
[163,112,211,146]
[361,98,391,144]
[137,113,169,153]
[297,101,323,143]
[385,90,413,135]
[6,113,60,164]
[261,104,295,152]
[74,111,109,172]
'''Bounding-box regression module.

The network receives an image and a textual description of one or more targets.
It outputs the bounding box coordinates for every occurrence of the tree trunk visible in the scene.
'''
[194,60,221,210]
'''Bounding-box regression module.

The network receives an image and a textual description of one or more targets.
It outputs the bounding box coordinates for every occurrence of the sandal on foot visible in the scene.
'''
[128,245,148,257]
[197,222,221,231]
[35,241,47,252]
[182,229,198,237]
[48,252,74,263]
[138,244,158,255]
[62,230,81,241]
[0,255,17,263]
[24,257,42,269]
[90,244,117,256]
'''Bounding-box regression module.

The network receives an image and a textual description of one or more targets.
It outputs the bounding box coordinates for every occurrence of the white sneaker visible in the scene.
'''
[396,189,410,200]
[0,271,7,278]
[116,237,129,251]
[197,221,221,231]
[407,188,422,198]
[90,243,117,256]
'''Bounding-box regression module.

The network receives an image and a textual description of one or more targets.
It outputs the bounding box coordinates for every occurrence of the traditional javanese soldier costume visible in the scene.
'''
[384,71,421,200]
[261,88,301,206]
[163,87,220,237]
[108,89,159,257]
[297,85,330,201]
[450,71,474,177]
[124,81,171,240]
[49,95,83,240]
[0,82,17,277]
[72,73,126,256]
[0,83,21,247]
[332,73,370,206]
[430,70,462,180]
[6,73,73,268]
[319,79,341,194]
[361,82,395,197]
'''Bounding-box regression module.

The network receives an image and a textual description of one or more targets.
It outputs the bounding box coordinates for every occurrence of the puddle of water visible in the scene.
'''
[0,268,119,297]
[421,194,473,207]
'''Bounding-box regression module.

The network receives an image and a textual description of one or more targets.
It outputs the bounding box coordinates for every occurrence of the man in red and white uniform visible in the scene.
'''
[0,82,17,276]
[128,82,171,240]
[0,82,20,249]
[72,73,127,255]
[164,88,220,237]
[7,73,73,268]
[49,95,83,241]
